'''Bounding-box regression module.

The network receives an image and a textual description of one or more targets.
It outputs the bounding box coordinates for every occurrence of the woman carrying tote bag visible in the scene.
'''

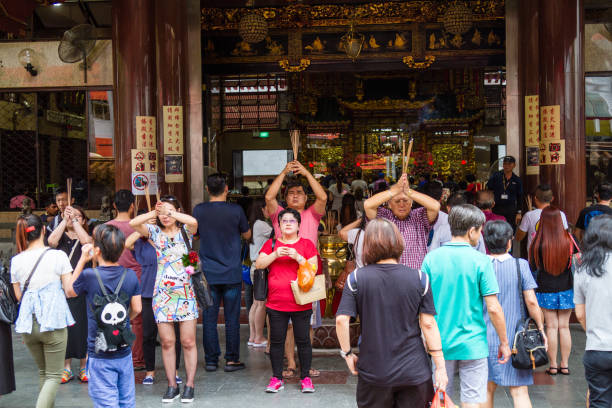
[11,214,74,408]
[255,208,318,394]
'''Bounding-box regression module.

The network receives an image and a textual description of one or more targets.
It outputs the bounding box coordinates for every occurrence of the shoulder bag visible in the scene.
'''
[0,248,51,324]
[253,238,275,301]
[180,228,214,310]
[569,233,582,274]
[510,258,549,370]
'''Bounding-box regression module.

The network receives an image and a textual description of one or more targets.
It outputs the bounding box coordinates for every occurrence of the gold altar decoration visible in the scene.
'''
[402,55,436,69]
[431,143,464,175]
[278,58,311,72]
[340,21,365,62]
[338,96,434,111]
[238,12,268,44]
[442,1,474,35]
[317,146,344,163]
[202,1,505,30]
[319,235,347,317]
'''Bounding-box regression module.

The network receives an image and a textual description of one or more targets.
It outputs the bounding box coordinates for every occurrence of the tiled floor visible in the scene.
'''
[1,325,589,407]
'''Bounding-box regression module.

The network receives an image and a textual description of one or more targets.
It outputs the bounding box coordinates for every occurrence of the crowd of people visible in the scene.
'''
[0,155,611,408]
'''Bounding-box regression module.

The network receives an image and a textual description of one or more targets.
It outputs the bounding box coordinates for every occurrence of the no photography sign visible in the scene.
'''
[131,172,158,195]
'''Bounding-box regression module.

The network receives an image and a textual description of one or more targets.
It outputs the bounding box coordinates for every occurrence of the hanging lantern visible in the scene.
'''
[442,2,473,35]
[340,22,364,62]
[239,12,268,44]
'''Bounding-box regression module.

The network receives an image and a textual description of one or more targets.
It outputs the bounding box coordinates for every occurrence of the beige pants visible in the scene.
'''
[23,320,68,408]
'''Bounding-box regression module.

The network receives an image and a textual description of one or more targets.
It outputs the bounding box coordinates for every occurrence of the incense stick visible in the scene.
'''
[155,188,161,204]
[290,130,300,161]
[143,182,152,211]
[134,195,139,213]
[402,140,406,173]
[404,138,414,174]
[66,178,72,205]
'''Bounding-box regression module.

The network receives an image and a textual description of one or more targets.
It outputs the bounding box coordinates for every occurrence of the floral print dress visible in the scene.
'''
[147,224,198,323]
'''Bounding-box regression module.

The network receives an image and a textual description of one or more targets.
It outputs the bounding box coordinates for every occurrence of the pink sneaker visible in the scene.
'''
[300,377,315,393]
[265,377,284,393]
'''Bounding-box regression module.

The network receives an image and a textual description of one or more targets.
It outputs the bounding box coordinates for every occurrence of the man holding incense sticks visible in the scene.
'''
[265,160,327,378]
[364,173,440,269]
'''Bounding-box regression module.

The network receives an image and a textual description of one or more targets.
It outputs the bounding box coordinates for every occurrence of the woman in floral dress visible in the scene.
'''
[130,196,199,403]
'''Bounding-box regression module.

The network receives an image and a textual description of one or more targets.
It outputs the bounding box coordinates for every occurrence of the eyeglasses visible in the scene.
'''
[281,219,298,225]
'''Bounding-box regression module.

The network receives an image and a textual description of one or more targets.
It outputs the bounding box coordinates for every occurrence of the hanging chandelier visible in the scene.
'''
[239,12,268,44]
[340,21,364,62]
[442,1,473,35]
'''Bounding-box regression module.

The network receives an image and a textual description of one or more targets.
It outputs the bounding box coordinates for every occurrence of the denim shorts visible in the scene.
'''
[536,289,575,310]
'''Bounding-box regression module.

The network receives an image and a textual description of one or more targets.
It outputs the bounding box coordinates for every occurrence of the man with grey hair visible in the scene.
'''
[422,204,511,408]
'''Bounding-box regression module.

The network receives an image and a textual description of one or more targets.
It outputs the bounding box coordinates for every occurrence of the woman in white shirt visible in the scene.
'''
[247,199,273,347]
[329,176,350,212]
[339,214,366,270]
[11,214,74,408]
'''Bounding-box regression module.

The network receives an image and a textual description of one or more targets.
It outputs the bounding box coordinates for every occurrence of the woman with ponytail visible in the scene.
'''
[48,205,92,383]
[10,214,74,408]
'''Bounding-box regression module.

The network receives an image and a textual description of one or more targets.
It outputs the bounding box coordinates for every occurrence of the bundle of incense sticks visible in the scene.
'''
[134,195,139,212]
[290,129,300,161]
[66,178,72,205]
[325,211,337,235]
[402,138,414,174]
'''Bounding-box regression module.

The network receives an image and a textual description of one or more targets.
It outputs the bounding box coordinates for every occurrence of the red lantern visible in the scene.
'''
[428,160,434,166]
[461,159,467,165]
[308,162,314,168]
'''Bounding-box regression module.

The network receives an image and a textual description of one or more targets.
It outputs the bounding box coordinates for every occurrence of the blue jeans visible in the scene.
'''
[202,283,242,365]
[88,352,135,408]
[584,350,612,408]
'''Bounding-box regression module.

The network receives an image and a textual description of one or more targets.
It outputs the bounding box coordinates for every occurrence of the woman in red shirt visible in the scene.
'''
[255,208,318,394]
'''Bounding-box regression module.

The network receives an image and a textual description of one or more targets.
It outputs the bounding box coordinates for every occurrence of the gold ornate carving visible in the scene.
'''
[202,1,505,30]
[279,58,311,72]
[402,55,436,69]
[338,96,434,111]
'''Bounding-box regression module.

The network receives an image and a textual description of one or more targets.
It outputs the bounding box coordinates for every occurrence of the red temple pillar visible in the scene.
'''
[111,0,156,191]
[537,0,585,222]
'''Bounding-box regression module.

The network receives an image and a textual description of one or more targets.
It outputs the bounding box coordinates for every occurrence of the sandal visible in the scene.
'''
[282,367,297,378]
[61,369,74,384]
[309,368,321,377]
[560,367,570,375]
[545,367,558,376]
[78,368,88,383]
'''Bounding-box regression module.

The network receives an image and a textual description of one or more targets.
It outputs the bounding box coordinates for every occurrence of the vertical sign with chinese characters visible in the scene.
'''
[163,106,184,155]
[539,105,565,165]
[525,95,540,175]
[136,116,156,149]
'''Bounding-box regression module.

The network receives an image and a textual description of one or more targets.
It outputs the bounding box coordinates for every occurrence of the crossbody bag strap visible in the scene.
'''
[179,225,192,252]
[22,248,52,296]
[67,239,80,263]
[515,257,526,323]
[113,268,128,295]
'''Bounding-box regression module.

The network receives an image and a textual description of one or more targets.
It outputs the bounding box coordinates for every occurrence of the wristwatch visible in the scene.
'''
[340,349,353,358]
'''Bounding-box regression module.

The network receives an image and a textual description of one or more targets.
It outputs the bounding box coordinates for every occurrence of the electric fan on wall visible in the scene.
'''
[58,24,96,83]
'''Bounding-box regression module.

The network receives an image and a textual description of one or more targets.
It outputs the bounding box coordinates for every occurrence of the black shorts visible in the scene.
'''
[356,377,434,408]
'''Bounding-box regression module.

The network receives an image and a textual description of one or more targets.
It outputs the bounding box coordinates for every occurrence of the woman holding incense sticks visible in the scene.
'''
[48,204,93,384]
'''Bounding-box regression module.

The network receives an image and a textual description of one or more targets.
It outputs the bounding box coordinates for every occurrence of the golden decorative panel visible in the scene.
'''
[338,96,434,111]
[202,1,505,30]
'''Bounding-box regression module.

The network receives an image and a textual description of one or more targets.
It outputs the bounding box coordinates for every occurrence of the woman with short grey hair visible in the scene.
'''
[482,220,547,408]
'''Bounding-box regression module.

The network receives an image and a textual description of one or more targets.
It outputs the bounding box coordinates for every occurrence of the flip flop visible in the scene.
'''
[546,367,558,376]
[560,367,570,375]
[252,341,268,348]
[309,368,321,377]
[282,367,297,378]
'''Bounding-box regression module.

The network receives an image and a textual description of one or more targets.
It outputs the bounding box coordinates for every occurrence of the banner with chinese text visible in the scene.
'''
[163,106,184,155]
[136,116,156,149]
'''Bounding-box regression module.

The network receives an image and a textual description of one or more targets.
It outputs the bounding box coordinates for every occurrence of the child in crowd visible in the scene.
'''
[66,224,142,408]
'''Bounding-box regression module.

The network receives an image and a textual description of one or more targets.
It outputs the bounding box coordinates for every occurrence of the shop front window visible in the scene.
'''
[0,90,114,211]
[585,75,612,200]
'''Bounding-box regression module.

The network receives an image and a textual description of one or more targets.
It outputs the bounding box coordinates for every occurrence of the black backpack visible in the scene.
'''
[91,268,135,353]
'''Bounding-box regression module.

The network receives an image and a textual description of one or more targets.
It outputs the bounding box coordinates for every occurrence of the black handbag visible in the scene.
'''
[180,228,214,310]
[0,248,51,324]
[510,258,549,370]
[253,239,276,301]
